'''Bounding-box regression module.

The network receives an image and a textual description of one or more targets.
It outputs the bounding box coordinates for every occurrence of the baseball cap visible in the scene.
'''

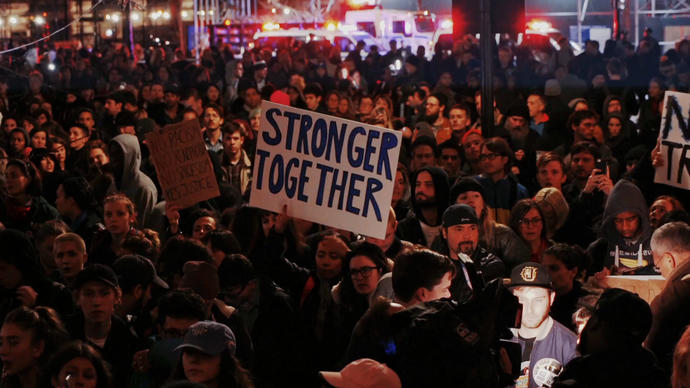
[253,60,267,70]
[320,359,401,388]
[175,321,236,356]
[509,262,552,289]
[443,204,479,227]
[73,264,119,290]
[112,254,169,290]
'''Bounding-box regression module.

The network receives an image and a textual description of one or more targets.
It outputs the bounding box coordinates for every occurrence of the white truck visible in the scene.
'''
[344,8,436,53]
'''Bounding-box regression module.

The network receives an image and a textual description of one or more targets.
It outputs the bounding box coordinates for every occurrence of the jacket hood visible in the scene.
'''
[600,180,650,241]
[410,166,449,225]
[602,95,627,118]
[110,134,142,183]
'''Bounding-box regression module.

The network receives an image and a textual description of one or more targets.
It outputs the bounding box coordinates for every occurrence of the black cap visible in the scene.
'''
[450,177,485,202]
[509,262,552,289]
[73,264,119,290]
[112,254,169,290]
[253,60,267,70]
[443,204,478,227]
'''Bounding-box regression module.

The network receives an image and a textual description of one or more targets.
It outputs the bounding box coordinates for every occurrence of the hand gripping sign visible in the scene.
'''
[250,101,402,239]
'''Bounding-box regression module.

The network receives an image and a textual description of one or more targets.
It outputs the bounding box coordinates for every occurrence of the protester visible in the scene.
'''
[509,199,551,263]
[438,203,505,301]
[41,340,113,388]
[587,180,654,274]
[647,222,690,376]
[541,243,592,331]
[173,321,254,388]
[397,166,449,247]
[508,262,578,388]
[0,159,59,231]
[65,264,138,387]
[554,288,665,388]
[0,23,687,388]
[0,306,70,388]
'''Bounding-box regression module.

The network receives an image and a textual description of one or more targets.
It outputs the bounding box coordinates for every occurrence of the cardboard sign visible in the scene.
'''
[146,119,220,209]
[606,275,666,304]
[655,91,690,189]
[249,101,402,239]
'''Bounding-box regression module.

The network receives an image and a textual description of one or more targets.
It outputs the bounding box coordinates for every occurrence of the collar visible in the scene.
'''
[204,130,223,144]
[512,316,554,341]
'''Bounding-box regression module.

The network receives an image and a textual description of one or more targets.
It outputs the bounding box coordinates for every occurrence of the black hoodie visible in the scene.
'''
[587,180,654,273]
[396,166,450,247]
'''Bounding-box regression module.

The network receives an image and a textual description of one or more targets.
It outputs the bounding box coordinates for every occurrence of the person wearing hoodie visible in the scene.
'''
[396,166,450,248]
[108,134,158,228]
[587,180,654,274]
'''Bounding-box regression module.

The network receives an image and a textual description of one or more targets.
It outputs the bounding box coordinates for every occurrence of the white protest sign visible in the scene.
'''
[655,90,690,190]
[249,101,402,239]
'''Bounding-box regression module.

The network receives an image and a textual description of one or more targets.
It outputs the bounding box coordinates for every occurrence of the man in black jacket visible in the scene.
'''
[440,204,506,302]
[66,264,139,387]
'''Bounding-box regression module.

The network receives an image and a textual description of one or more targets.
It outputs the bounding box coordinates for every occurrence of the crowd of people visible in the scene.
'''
[0,24,689,388]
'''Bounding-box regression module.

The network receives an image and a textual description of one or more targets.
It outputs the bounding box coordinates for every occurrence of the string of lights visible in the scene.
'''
[0,0,105,55]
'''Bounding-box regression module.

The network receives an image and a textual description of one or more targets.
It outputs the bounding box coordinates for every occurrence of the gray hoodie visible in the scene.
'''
[109,134,158,228]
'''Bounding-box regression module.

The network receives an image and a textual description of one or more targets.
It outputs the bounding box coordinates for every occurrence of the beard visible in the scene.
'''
[415,195,436,208]
[456,241,476,255]
[422,112,440,124]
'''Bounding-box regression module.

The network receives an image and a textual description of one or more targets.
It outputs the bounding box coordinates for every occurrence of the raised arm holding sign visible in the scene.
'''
[250,101,402,239]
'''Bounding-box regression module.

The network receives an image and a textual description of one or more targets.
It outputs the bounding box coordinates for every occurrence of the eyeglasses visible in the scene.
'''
[350,266,379,278]
[479,152,500,161]
[520,217,542,226]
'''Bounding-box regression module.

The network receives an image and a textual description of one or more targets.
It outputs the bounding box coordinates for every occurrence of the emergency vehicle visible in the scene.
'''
[344,8,436,52]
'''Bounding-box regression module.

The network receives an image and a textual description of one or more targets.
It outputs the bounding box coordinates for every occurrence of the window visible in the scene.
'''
[392,21,411,37]
[357,22,376,37]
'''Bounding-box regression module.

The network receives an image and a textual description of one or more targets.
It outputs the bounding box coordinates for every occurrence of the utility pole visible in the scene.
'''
[612,0,621,39]
[124,0,133,54]
[479,0,493,136]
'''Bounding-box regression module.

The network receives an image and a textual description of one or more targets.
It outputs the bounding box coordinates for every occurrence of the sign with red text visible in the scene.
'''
[250,101,402,239]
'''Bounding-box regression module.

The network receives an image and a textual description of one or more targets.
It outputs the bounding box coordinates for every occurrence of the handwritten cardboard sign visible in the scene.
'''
[655,91,690,190]
[606,275,666,304]
[146,119,220,209]
[249,101,402,239]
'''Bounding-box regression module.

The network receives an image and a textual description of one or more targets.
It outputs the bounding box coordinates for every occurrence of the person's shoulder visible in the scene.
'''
[550,318,578,342]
